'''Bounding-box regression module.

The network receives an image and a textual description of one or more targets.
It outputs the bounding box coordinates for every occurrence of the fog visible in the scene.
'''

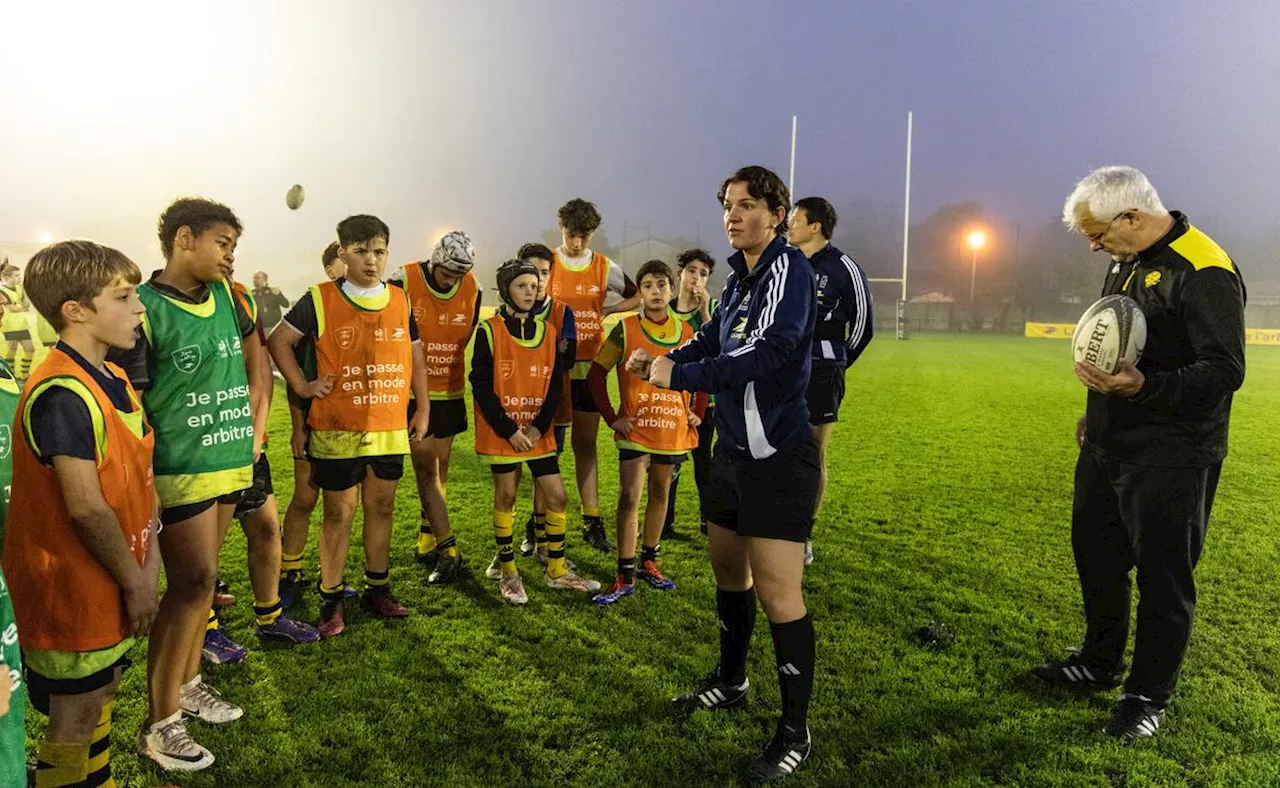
[3,0,1278,299]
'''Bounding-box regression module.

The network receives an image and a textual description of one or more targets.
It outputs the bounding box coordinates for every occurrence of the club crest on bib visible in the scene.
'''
[413,307,425,323]
[172,345,202,374]
[0,424,10,460]
[499,360,515,379]
[336,327,356,350]
[551,282,562,296]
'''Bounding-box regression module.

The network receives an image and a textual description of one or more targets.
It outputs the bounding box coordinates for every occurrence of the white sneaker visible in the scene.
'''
[485,556,502,580]
[180,678,244,724]
[804,540,814,566]
[545,568,601,593]
[500,572,528,605]
[138,713,215,772]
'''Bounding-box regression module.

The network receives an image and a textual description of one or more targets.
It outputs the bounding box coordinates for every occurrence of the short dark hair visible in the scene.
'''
[158,198,242,259]
[517,242,555,262]
[677,248,716,274]
[636,259,674,289]
[717,166,791,233]
[321,241,340,270]
[557,199,601,235]
[337,215,390,247]
[794,197,838,240]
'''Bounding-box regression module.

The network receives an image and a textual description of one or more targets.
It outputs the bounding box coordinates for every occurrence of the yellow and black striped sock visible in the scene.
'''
[364,568,390,590]
[207,607,218,632]
[280,551,304,577]
[583,505,601,520]
[85,701,114,787]
[35,740,88,787]
[320,580,345,605]
[533,512,547,551]
[416,520,437,555]
[545,510,568,578]
[254,597,283,627]
[493,510,516,575]
[436,534,459,558]
[16,350,32,380]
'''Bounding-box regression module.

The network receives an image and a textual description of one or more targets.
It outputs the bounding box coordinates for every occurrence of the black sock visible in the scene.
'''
[771,614,815,735]
[641,545,658,563]
[717,587,756,686]
[619,557,636,585]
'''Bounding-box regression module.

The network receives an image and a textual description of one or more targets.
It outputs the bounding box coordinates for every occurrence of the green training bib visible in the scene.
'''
[139,280,253,506]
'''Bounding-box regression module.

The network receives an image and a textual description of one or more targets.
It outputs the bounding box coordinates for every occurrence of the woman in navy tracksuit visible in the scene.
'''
[631,165,819,782]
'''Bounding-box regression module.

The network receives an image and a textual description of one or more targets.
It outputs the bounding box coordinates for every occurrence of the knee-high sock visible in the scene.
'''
[717,587,757,686]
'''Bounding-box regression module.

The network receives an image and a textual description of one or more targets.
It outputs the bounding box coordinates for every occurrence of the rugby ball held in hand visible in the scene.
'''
[1072,294,1147,375]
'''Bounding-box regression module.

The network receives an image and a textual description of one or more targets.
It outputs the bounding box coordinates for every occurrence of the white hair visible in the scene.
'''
[1062,166,1168,231]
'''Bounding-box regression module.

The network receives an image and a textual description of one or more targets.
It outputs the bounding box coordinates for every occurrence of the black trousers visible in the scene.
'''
[665,408,717,526]
[1072,446,1220,705]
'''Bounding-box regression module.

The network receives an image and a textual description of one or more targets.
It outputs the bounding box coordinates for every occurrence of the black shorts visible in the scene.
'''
[2,330,30,343]
[161,490,245,526]
[570,378,598,413]
[619,448,685,465]
[408,397,468,439]
[490,455,560,479]
[235,453,276,519]
[26,653,132,716]
[705,434,820,543]
[311,455,405,491]
[806,364,846,426]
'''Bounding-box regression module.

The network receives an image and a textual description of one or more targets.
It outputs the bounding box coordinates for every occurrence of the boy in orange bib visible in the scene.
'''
[587,260,705,604]
[472,260,599,605]
[390,231,481,585]
[3,241,168,782]
[269,215,430,638]
[515,243,577,561]
[277,243,351,609]
[545,199,639,553]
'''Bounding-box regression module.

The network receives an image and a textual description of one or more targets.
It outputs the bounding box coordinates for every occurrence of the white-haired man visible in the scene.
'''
[1034,166,1246,739]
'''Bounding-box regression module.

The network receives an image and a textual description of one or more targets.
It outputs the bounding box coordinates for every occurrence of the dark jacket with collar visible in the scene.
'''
[1085,212,1246,466]
[667,235,815,461]
[809,243,874,368]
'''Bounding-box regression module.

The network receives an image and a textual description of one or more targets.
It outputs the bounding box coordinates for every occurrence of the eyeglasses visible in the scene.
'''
[1085,211,1132,245]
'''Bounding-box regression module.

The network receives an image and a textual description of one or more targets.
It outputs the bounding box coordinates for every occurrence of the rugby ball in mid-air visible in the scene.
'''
[286,184,305,210]
[1072,294,1147,375]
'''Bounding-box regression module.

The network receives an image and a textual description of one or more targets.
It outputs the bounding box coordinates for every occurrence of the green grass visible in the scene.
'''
[28,335,1280,786]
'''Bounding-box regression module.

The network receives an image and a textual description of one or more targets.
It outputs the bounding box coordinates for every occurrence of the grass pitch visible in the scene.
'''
[27,334,1280,786]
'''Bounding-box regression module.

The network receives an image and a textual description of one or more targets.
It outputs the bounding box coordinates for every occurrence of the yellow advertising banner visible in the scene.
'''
[1024,322,1076,339]
[1026,322,1280,346]
[1246,328,1280,346]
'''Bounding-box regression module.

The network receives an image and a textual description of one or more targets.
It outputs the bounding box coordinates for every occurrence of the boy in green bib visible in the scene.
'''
[109,199,271,768]
[0,293,25,788]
